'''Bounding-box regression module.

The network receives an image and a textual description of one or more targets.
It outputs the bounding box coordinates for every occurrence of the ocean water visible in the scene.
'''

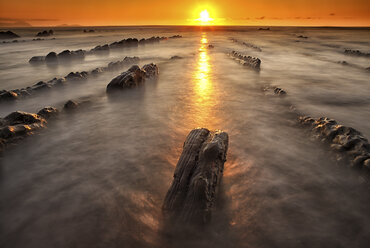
[0,26,369,248]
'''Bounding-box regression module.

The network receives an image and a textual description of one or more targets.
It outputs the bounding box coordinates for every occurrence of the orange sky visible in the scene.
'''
[0,0,369,26]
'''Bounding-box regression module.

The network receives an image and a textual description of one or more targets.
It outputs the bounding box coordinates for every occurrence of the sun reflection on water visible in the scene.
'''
[191,33,219,129]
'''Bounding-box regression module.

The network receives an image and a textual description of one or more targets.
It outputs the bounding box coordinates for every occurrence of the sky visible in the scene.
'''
[0,0,369,27]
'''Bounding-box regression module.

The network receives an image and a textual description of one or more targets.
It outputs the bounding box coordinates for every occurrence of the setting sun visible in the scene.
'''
[196,10,214,25]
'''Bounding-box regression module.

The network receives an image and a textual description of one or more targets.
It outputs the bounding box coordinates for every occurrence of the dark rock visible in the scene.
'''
[106,65,146,93]
[36,30,53,37]
[29,56,45,64]
[163,128,228,225]
[258,27,270,30]
[344,49,370,57]
[229,51,261,70]
[142,63,159,78]
[170,56,183,60]
[0,31,20,39]
[0,91,18,102]
[63,100,78,110]
[4,111,45,126]
[297,35,308,39]
[299,116,370,172]
[65,71,88,81]
[208,44,214,49]
[45,52,58,63]
[37,107,59,119]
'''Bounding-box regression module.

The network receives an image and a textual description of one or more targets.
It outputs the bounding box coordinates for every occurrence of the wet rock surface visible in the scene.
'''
[106,63,158,93]
[162,128,229,225]
[299,116,370,172]
[0,31,20,39]
[0,108,58,153]
[4,57,140,102]
[229,51,261,70]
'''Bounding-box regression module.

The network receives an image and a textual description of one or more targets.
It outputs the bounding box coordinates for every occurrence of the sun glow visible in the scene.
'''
[196,10,214,25]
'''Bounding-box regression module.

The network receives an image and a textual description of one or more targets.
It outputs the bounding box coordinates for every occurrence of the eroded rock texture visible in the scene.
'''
[106,63,158,93]
[299,116,370,172]
[0,107,58,152]
[2,57,140,102]
[229,51,261,70]
[344,49,370,57]
[163,128,229,225]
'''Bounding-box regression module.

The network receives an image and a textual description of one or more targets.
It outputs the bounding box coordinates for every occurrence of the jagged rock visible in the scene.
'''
[297,35,308,39]
[83,29,95,33]
[29,56,45,64]
[31,81,51,91]
[0,91,18,102]
[0,31,20,39]
[106,63,158,93]
[229,51,261,70]
[65,71,88,80]
[2,57,140,103]
[298,116,370,172]
[163,128,229,225]
[274,87,287,96]
[344,49,370,57]
[258,27,270,30]
[142,63,159,78]
[37,107,59,119]
[36,30,53,37]
[208,44,214,49]
[169,35,182,38]
[58,49,85,61]
[106,65,146,93]
[45,52,58,63]
[63,100,78,110]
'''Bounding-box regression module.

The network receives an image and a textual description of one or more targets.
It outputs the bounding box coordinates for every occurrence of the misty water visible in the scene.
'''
[0,26,369,248]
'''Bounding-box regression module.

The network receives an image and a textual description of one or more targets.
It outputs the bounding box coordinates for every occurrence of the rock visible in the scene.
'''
[258,27,270,30]
[36,30,53,37]
[142,63,159,78]
[45,52,58,64]
[83,29,95,33]
[63,100,78,110]
[274,87,287,96]
[4,111,45,126]
[65,71,88,81]
[29,56,45,64]
[170,56,183,60]
[229,51,261,70]
[297,35,308,39]
[37,107,59,119]
[208,44,214,49]
[298,116,370,172]
[106,65,146,93]
[169,35,182,38]
[0,31,20,39]
[0,91,18,102]
[31,81,51,91]
[162,128,229,225]
[344,49,370,57]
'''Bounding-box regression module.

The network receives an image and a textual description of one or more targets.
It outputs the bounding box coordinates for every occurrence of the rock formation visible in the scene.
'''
[0,107,58,153]
[344,49,370,57]
[2,57,140,102]
[0,31,20,39]
[36,30,53,37]
[162,128,229,225]
[299,116,370,172]
[106,63,158,93]
[229,51,261,70]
